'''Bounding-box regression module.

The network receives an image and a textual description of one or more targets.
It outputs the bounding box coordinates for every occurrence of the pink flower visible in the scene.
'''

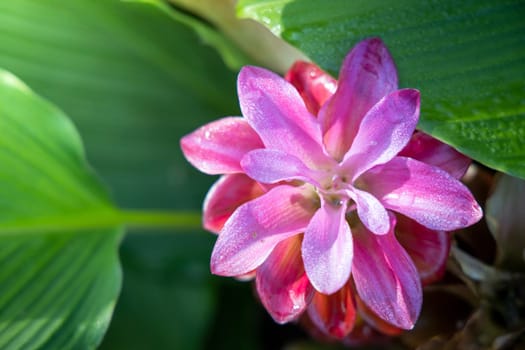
[181,38,482,336]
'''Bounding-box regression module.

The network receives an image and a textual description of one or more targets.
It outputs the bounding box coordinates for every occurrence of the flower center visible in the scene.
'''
[317,171,353,208]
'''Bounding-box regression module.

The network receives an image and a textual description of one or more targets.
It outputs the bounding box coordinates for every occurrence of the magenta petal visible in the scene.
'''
[203,174,265,233]
[342,89,420,181]
[237,66,331,168]
[307,286,356,339]
[256,236,313,324]
[352,216,422,329]
[396,216,451,285]
[302,202,353,295]
[319,38,398,160]
[241,149,322,185]
[351,188,390,235]
[399,132,471,179]
[211,184,317,276]
[180,117,263,174]
[364,157,483,231]
[285,61,337,116]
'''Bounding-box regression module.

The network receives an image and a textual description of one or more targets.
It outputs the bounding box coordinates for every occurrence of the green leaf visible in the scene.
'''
[0,70,122,349]
[237,0,525,178]
[0,0,241,348]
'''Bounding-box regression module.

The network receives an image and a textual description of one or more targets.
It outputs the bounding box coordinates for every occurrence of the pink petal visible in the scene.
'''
[302,201,353,294]
[180,117,263,174]
[399,131,471,179]
[237,66,331,168]
[307,285,356,339]
[363,157,483,231]
[342,89,420,181]
[350,188,390,235]
[241,149,322,186]
[284,61,337,116]
[256,235,313,324]
[203,174,265,233]
[211,184,317,276]
[352,216,422,329]
[319,37,399,160]
[395,215,451,285]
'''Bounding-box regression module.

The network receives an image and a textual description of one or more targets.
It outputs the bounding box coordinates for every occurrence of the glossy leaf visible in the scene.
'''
[237,0,525,178]
[0,70,122,349]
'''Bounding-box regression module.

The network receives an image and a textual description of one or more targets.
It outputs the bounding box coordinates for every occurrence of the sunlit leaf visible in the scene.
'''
[237,0,525,178]
[0,69,122,350]
[0,0,243,348]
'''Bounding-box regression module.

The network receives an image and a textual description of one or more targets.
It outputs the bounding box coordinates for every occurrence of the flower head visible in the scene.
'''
[181,38,482,337]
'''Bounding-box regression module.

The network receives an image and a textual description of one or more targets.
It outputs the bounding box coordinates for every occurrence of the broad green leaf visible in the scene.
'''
[0,70,122,349]
[0,1,242,349]
[237,0,525,179]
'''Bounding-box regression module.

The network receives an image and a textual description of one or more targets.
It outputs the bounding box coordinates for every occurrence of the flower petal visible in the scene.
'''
[180,117,263,174]
[237,66,331,168]
[399,131,471,179]
[211,184,317,276]
[319,37,398,160]
[350,188,390,235]
[302,201,353,294]
[203,174,265,233]
[241,149,322,186]
[256,235,313,324]
[307,285,356,339]
[363,157,483,231]
[342,89,420,181]
[285,61,337,116]
[395,215,451,285]
[352,216,422,329]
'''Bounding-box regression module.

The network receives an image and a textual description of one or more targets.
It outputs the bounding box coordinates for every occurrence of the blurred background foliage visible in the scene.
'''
[0,0,523,349]
[0,0,309,348]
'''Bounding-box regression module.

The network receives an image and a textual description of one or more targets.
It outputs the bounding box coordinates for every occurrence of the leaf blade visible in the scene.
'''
[0,69,122,350]
[238,0,525,178]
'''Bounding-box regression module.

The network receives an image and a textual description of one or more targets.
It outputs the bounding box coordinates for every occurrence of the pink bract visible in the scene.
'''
[180,37,482,337]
